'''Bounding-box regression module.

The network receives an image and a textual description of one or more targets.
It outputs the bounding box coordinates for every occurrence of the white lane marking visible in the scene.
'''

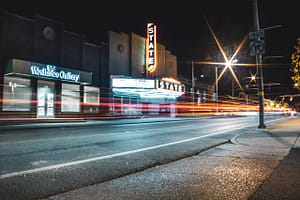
[0,117,288,179]
[0,124,253,179]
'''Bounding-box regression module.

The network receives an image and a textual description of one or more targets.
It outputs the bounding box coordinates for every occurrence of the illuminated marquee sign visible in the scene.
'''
[146,23,157,74]
[112,78,155,89]
[30,64,80,83]
[156,79,185,92]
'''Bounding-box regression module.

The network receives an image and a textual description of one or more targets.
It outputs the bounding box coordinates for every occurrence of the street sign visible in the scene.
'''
[250,40,265,56]
[249,30,265,39]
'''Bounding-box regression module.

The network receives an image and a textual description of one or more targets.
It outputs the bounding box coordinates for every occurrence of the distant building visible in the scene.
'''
[0,12,184,119]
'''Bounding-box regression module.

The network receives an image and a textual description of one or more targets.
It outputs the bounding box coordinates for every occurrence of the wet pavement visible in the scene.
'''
[42,116,300,200]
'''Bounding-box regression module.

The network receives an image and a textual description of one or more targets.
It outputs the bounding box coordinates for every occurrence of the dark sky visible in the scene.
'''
[2,0,300,96]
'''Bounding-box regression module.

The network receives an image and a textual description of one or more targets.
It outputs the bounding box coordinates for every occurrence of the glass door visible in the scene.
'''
[37,80,55,118]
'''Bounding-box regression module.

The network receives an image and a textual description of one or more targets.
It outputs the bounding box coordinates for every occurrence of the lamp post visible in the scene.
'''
[192,61,196,115]
[215,66,218,113]
[230,59,238,97]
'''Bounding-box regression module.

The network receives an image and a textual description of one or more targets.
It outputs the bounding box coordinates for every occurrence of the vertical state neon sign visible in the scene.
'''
[146,23,157,76]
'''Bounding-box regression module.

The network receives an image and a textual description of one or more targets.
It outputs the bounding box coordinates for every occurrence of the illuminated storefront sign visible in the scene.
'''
[30,64,80,83]
[112,78,155,88]
[156,79,185,92]
[146,23,157,74]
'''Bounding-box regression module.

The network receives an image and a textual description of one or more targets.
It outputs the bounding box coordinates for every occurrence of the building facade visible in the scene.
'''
[0,12,183,119]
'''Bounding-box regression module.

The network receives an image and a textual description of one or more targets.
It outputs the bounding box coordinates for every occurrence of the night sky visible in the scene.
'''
[1,0,300,97]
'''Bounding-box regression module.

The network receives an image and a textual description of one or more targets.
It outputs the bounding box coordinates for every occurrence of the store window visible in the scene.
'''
[83,86,100,113]
[113,96,122,114]
[3,76,32,111]
[61,83,80,112]
[112,96,140,115]
[123,98,140,115]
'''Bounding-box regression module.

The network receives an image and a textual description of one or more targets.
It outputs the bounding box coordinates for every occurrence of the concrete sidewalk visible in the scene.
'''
[43,117,300,200]
[246,118,300,200]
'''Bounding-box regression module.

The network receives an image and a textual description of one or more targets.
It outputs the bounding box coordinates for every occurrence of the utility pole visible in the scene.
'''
[253,0,266,128]
[232,80,234,97]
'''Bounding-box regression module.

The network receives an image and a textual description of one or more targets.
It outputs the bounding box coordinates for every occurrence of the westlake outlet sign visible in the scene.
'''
[30,64,80,83]
[6,59,92,84]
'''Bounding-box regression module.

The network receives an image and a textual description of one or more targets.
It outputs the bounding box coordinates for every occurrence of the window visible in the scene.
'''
[61,83,80,112]
[83,86,99,113]
[3,76,32,111]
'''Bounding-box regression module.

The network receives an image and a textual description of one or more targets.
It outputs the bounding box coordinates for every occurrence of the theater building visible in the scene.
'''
[0,12,184,119]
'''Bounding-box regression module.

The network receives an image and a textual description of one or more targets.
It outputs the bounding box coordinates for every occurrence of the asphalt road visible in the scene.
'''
[0,115,297,200]
[43,116,300,200]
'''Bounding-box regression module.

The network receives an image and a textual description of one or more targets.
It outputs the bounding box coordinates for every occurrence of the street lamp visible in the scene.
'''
[215,59,238,113]
[215,66,219,113]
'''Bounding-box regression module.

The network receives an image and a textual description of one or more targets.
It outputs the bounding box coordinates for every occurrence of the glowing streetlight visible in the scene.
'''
[215,59,239,111]
[250,73,256,82]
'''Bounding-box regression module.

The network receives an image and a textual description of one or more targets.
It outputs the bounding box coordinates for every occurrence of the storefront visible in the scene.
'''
[2,58,93,118]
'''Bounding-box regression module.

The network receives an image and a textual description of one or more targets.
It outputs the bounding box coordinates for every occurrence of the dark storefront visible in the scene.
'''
[3,59,94,118]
